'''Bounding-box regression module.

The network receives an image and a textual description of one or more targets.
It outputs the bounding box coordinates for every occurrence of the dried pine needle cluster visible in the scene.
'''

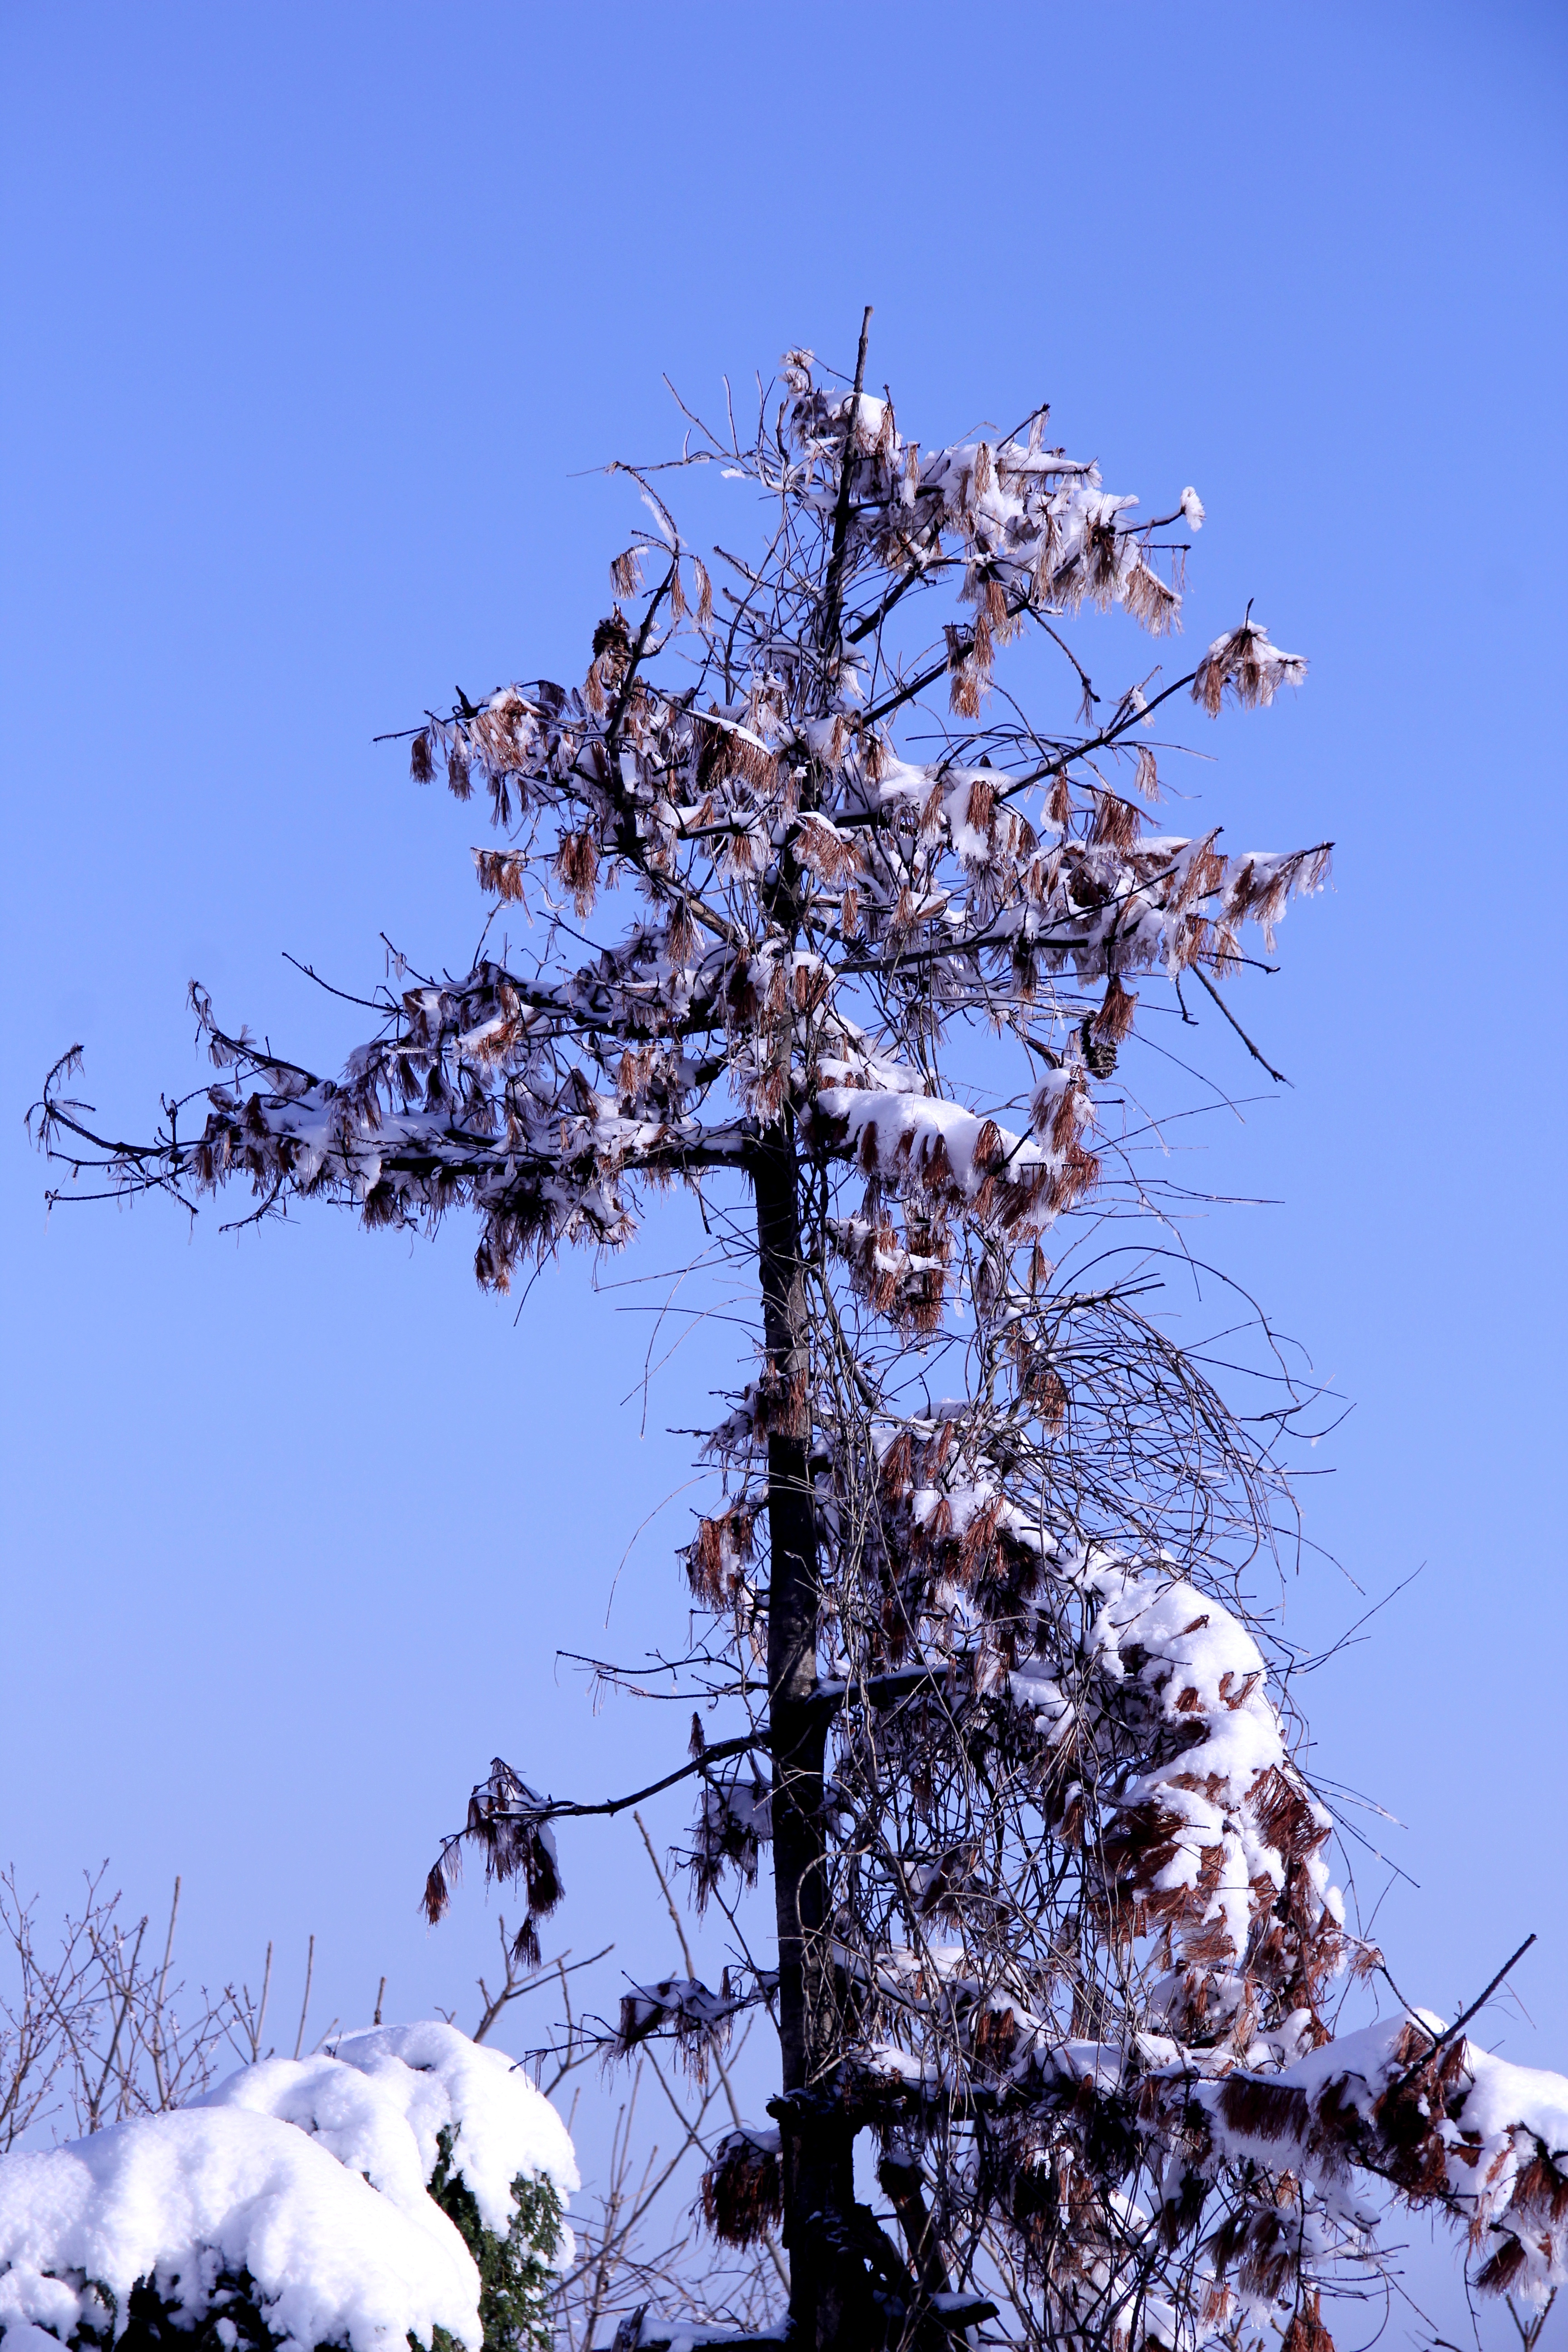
[38,331,1564,2352]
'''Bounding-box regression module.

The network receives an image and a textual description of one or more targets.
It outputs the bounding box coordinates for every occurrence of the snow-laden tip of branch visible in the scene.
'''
[1194,621,1307,716]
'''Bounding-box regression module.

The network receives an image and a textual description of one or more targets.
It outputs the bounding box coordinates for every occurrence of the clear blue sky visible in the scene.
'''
[2,4,1564,2336]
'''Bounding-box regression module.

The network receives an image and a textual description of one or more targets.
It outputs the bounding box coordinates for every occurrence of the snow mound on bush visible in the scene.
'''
[0,2107,477,2352]
[0,2022,577,2352]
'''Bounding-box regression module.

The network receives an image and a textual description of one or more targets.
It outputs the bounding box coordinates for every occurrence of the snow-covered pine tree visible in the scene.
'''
[38,321,1568,2352]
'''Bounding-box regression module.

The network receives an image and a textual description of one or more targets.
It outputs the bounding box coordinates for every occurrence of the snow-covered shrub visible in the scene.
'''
[0,2024,576,2352]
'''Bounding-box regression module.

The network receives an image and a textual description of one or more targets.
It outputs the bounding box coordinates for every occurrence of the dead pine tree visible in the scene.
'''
[37,319,1568,2352]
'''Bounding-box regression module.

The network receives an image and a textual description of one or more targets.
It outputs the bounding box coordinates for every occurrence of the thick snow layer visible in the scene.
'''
[197,2056,434,2221]
[1463,2048,1568,2157]
[327,2022,579,2230]
[0,2108,478,2352]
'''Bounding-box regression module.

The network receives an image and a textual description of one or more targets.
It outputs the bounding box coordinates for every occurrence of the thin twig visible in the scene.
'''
[293,1934,314,2062]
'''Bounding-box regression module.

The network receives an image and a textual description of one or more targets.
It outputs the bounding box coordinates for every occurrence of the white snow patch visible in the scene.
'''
[328,2023,579,2230]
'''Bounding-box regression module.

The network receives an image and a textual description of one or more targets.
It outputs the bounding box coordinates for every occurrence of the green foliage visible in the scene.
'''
[427,2125,563,2352]
[72,2269,281,2352]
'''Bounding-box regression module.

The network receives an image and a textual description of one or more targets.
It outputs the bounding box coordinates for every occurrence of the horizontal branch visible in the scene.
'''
[620,2300,999,2352]
[805,1661,975,1719]
[474,1734,767,1836]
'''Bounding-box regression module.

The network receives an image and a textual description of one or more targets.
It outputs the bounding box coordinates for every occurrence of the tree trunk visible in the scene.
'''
[753,1122,862,2348]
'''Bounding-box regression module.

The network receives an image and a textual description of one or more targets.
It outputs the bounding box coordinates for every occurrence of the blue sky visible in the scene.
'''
[2,3,1564,2336]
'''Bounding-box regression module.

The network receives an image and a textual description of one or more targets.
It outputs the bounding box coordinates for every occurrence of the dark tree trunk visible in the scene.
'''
[753,1122,863,2348]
